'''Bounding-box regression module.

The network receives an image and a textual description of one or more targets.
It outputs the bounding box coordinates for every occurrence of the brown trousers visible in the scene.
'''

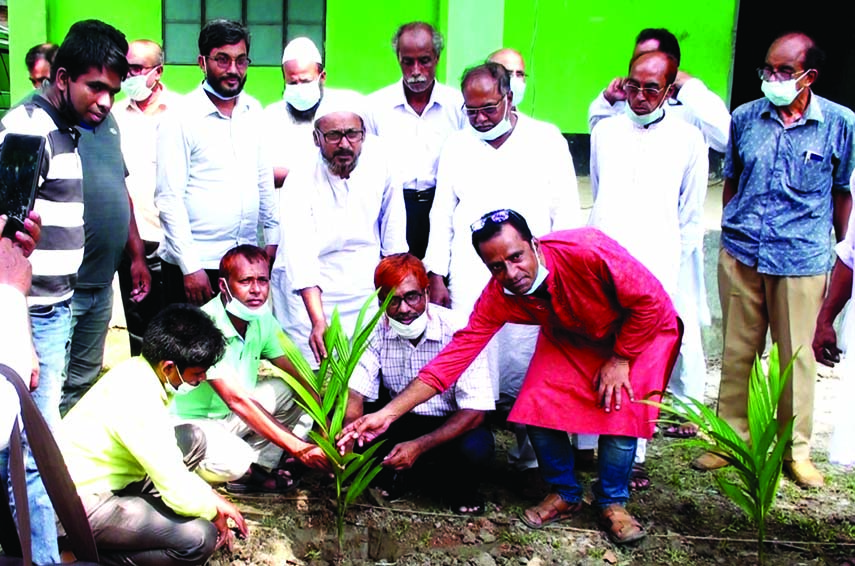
[717,248,826,461]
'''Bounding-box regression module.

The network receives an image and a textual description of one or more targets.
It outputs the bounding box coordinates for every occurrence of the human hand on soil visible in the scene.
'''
[383,440,423,470]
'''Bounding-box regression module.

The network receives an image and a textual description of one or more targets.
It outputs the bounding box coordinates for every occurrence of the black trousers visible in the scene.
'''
[118,241,164,356]
[403,187,435,259]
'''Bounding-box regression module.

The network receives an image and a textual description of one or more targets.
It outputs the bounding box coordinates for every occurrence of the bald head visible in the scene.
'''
[488,48,525,77]
[129,40,163,67]
[767,32,824,72]
[629,50,678,85]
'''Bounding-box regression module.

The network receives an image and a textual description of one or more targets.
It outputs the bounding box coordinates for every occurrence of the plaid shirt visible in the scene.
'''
[349,305,495,416]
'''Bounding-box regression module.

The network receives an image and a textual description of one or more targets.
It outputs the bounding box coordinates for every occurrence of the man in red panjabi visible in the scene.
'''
[342,209,681,544]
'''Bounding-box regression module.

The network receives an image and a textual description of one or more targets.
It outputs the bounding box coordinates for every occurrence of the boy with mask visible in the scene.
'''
[170,245,329,493]
[344,253,495,515]
[61,304,248,563]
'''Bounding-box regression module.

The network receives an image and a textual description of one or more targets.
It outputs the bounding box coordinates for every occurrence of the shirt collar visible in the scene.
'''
[393,80,442,114]
[191,82,251,118]
[205,295,243,342]
[761,91,824,125]
[124,84,172,115]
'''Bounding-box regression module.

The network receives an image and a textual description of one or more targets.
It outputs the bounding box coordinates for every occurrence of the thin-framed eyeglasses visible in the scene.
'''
[463,98,505,118]
[315,128,365,144]
[756,67,807,82]
[205,54,251,71]
[128,64,159,76]
[507,70,527,79]
[622,83,665,99]
[470,209,514,232]
[388,290,425,310]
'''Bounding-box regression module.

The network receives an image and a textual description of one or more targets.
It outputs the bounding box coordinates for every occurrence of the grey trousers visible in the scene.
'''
[79,424,218,566]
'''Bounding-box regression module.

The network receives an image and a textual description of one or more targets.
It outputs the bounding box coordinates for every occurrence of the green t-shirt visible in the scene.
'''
[170,295,287,420]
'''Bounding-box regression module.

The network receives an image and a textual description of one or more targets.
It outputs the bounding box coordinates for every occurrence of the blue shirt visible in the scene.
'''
[722,94,855,276]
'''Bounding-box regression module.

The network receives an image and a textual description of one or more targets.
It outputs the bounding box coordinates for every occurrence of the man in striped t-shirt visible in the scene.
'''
[0,19,128,564]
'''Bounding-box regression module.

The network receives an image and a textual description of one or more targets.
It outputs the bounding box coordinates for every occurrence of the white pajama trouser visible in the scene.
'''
[180,378,314,483]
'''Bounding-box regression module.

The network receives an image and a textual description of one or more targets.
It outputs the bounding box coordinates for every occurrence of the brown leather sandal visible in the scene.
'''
[599,503,646,544]
[520,493,583,529]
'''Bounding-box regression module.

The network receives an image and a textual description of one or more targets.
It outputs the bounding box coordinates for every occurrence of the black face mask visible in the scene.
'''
[60,81,87,128]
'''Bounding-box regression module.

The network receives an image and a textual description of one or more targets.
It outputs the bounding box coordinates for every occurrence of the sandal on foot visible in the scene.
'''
[520,493,583,529]
[662,421,699,438]
[226,464,299,494]
[599,503,646,544]
[629,463,651,491]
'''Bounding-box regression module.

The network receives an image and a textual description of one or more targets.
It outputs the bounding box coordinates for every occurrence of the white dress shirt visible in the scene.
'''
[424,113,582,314]
[350,305,495,417]
[587,77,731,152]
[365,80,466,190]
[589,111,708,297]
[155,85,279,273]
[271,136,408,364]
[113,86,181,243]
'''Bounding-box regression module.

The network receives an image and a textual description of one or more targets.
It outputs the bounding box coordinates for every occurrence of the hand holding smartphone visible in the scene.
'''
[0,133,46,241]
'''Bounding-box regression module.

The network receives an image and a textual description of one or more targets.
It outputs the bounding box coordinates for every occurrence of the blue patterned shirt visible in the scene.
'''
[722,94,855,276]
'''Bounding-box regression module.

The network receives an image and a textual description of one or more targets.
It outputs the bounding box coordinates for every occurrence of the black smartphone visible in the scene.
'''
[0,133,46,239]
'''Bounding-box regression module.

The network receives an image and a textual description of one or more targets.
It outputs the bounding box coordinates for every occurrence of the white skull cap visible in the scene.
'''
[314,89,367,124]
[281,37,322,65]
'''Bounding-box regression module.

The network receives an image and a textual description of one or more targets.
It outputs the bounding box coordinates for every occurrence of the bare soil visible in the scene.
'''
[103,329,855,566]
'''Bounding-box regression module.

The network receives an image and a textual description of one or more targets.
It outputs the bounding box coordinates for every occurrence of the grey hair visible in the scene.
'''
[392,22,443,57]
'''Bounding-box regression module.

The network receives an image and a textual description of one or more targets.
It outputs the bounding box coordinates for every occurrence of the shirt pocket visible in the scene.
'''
[789,151,832,193]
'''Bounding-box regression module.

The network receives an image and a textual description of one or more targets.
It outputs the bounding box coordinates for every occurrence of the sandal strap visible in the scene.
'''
[527,493,580,523]
[601,505,642,537]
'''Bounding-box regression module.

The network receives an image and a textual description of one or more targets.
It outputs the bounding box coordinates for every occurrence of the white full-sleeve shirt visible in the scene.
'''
[155,86,279,274]
[271,136,408,361]
[364,81,466,190]
[588,111,708,297]
[423,113,582,315]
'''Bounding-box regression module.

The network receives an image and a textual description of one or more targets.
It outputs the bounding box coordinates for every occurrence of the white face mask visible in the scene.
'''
[284,80,322,111]
[510,76,526,106]
[624,92,668,127]
[222,282,270,322]
[387,310,428,340]
[523,256,549,295]
[761,71,807,107]
[169,367,196,396]
[121,68,156,102]
[470,98,513,141]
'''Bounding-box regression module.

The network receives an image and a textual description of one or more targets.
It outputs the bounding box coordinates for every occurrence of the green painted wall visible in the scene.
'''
[8,0,737,134]
[325,0,440,94]
[503,0,737,133]
[7,0,48,105]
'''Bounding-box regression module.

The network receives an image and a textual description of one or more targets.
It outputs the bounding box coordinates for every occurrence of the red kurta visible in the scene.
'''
[419,228,681,439]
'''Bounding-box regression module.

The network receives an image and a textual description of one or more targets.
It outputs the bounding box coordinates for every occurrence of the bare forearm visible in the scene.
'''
[412,410,484,454]
[125,195,146,261]
[722,178,738,208]
[833,191,852,242]
[345,392,364,426]
[380,379,439,422]
[300,286,325,326]
[818,259,854,327]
